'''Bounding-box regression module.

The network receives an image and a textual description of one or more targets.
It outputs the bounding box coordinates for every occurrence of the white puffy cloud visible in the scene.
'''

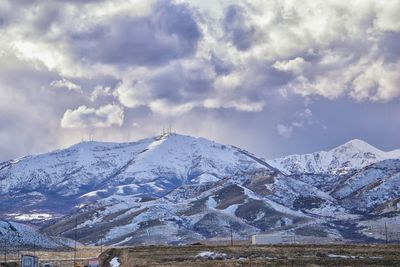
[273,57,307,74]
[50,78,82,92]
[373,0,400,31]
[351,61,400,101]
[61,104,124,128]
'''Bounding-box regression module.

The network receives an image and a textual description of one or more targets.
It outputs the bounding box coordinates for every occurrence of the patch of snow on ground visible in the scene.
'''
[113,236,132,246]
[326,254,381,259]
[110,257,120,267]
[327,254,351,259]
[207,196,217,208]
[222,204,239,216]
[192,173,220,183]
[196,251,228,259]
[11,213,54,221]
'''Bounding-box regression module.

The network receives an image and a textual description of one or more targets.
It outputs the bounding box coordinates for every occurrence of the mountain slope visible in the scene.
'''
[0,220,68,249]
[332,159,400,214]
[268,139,400,175]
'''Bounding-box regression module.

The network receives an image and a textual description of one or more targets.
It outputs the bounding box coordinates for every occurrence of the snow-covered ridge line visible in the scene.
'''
[267,139,400,175]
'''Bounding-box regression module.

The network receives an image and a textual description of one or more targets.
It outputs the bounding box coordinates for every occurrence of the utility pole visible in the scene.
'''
[100,237,103,255]
[230,225,233,246]
[3,239,6,264]
[385,222,388,244]
[74,218,78,267]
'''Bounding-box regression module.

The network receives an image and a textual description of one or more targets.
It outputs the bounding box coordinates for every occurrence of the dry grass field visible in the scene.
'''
[2,244,400,266]
[99,244,400,267]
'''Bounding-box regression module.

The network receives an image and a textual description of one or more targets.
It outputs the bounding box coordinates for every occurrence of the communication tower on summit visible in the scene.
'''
[162,125,176,135]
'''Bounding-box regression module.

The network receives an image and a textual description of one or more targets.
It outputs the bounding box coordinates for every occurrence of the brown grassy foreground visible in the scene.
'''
[99,244,400,267]
[2,244,399,266]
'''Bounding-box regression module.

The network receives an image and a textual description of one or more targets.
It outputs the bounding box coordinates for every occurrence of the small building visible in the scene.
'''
[21,255,39,267]
[88,258,99,267]
[251,234,295,245]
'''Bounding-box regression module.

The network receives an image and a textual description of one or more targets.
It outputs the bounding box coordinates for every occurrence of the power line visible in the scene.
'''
[74,218,78,267]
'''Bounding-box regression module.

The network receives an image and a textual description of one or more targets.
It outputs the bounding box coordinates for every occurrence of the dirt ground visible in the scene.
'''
[99,244,400,267]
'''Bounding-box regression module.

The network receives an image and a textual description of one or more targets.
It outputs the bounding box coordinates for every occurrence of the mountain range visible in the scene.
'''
[0,134,399,247]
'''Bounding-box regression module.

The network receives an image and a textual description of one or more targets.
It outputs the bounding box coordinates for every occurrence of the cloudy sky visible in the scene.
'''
[1,0,400,161]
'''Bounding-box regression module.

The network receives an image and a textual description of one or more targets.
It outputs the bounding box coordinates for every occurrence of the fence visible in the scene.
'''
[1,247,100,267]
[1,256,96,267]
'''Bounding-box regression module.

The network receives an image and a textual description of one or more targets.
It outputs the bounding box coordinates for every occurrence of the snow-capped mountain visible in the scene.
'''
[0,133,279,218]
[0,134,399,246]
[268,139,400,175]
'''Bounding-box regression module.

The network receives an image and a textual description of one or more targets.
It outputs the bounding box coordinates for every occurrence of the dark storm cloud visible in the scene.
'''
[71,1,201,67]
[223,5,256,51]
[151,61,215,102]
[115,59,215,111]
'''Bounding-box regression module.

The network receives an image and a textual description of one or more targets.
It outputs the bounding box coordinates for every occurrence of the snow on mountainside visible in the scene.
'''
[268,139,400,175]
[0,220,66,248]
[2,133,314,245]
[332,159,400,213]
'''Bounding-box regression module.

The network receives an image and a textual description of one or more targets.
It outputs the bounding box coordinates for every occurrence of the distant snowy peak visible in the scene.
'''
[268,139,400,175]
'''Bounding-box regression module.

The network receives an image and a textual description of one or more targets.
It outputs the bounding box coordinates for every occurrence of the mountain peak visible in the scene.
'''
[334,139,382,154]
[343,138,370,147]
